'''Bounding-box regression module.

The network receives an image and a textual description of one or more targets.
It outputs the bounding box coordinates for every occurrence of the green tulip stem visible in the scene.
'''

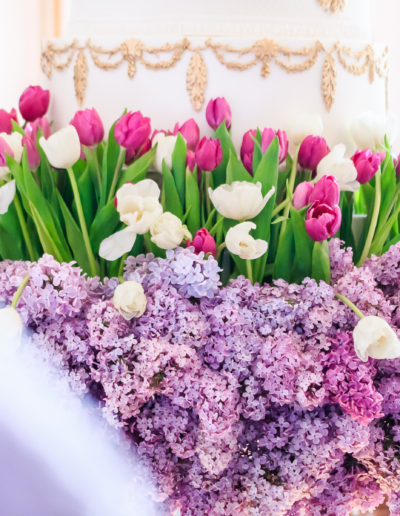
[11,274,30,309]
[66,166,98,277]
[279,143,300,239]
[205,172,212,217]
[335,293,364,320]
[216,242,226,258]
[246,260,253,284]
[209,216,224,236]
[107,147,125,205]
[357,169,381,266]
[272,198,290,217]
[14,193,36,262]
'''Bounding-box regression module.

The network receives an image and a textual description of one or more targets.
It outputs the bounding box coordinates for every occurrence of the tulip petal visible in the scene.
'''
[99,227,136,261]
[0,180,16,214]
[39,125,81,169]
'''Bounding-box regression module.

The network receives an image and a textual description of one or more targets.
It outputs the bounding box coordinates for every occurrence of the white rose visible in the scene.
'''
[353,315,400,362]
[288,113,323,145]
[0,306,23,354]
[315,144,359,192]
[208,181,275,221]
[113,281,147,320]
[225,221,268,260]
[0,180,16,214]
[39,125,80,168]
[350,111,398,151]
[150,212,191,250]
[152,133,177,172]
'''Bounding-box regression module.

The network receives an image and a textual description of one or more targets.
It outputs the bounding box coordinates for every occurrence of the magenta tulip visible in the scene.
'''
[26,116,51,141]
[22,136,40,170]
[19,85,50,122]
[187,228,217,258]
[0,137,14,166]
[0,108,18,134]
[261,128,289,163]
[351,149,383,184]
[186,150,196,171]
[293,181,315,209]
[173,119,200,151]
[195,137,222,171]
[298,135,330,171]
[206,97,232,130]
[114,111,151,151]
[310,175,340,206]
[70,108,104,147]
[240,129,257,174]
[305,201,341,241]
[125,137,151,165]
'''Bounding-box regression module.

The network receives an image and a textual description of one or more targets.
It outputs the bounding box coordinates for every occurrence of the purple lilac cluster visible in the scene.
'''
[2,243,400,514]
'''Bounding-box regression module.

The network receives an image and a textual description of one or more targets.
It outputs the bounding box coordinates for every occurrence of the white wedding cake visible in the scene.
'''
[42,0,388,148]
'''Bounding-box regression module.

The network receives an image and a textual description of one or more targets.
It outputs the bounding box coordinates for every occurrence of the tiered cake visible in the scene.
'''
[42,0,388,148]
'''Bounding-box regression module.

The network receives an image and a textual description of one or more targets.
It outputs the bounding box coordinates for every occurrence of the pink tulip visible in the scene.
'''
[293,181,315,209]
[195,137,222,171]
[22,136,40,170]
[310,175,340,206]
[0,108,18,134]
[173,119,199,151]
[19,85,50,122]
[26,116,51,141]
[125,137,151,165]
[261,128,289,164]
[298,135,330,171]
[186,150,196,171]
[206,97,232,130]
[114,111,151,151]
[240,129,257,174]
[0,136,14,166]
[70,108,104,147]
[351,149,383,185]
[305,201,341,241]
[187,228,217,258]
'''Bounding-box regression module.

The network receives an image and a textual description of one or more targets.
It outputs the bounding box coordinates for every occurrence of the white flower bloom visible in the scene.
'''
[98,226,137,261]
[150,212,191,250]
[0,306,23,354]
[113,281,147,320]
[152,133,178,172]
[353,315,400,362]
[208,181,275,221]
[288,113,323,145]
[315,144,359,192]
[350,111,398,150]
[116,179,162,234]
[39,125,80,168]
[0,132,23,162]
[0,180,16,214]
[225,221,268,260]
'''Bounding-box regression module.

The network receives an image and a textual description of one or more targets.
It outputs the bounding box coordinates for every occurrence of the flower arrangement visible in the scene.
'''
[2,86,400,514]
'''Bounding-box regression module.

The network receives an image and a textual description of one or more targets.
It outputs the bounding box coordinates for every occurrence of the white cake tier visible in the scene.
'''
[42,34,388,150]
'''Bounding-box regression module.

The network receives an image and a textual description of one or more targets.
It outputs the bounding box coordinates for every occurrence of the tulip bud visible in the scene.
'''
[206,97,232,130]
[353,315,400,361]
[153,133,178,172]
[186,150,196,171]
[0,132,23,167]
[351,149,383,184]
[195,137,222,171]
[125,138,151,165]
[0,180,16,215]
[26,116,51,141]
[305,201,341,241]
[0,108,18,134]
[293,181,314,210]
[261,128,289,164]
[0,136,14,167]
[187,228,217,258]
[19,85,50,122]
[174,119,200,151]
[310,175,340,206]
[70,108,104,147]
[39,125,81,169]
[114,111,151,152]
[113,281,147,320]
[22,136,40,170]
[240,129,257,174]
[225,222,268,260]
[298,135,330,171]
[150,212,191,250]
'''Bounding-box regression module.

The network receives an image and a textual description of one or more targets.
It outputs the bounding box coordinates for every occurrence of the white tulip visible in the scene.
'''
[150,212,191,250]
[0,180,16,214]
[0,306,23,354]
[152,133,178,172]
[288,113,323,145]
[350,111,398,151]
[99,226,137,261]
[116,179,162,234]
[208,182,275,221]
[315,144,359,192]
[39,125,81,169]
[113,281,147,320]
[0,132,23,162]
[225,221,268,260]
[353,315,400,362]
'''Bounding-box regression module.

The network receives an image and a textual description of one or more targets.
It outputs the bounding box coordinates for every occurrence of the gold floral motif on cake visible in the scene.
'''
[41,38,388,113]
[316,0,346,13]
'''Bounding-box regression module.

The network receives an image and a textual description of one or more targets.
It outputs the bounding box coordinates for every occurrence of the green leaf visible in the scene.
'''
[161,161,183,218]
[185,166,201,234]
[226,151,251,183]
[0,204,25,259]
[118,146,156,188]
[378,151,396,227]
[290,206,313,282]
[100,120,123,207]
[212,122,237,187]
[83,145,101,200]
[312,240,331,284]
[29,203,64,262]
[223,218,247,276]
[171,133,187,206]
[76,164,95,228]
[89,200,121,254]
[273,220,294,281]
[252,129,263,174]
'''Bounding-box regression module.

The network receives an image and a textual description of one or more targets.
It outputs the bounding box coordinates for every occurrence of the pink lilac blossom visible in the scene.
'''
[4,243,400,514]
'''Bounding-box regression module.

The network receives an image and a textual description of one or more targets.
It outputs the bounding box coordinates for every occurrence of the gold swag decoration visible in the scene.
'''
[317,0,346,13]
[41,38,388,113]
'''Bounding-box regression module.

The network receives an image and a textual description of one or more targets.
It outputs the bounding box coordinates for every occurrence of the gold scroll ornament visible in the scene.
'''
[316,0,346,13]
[41,37,388,113]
